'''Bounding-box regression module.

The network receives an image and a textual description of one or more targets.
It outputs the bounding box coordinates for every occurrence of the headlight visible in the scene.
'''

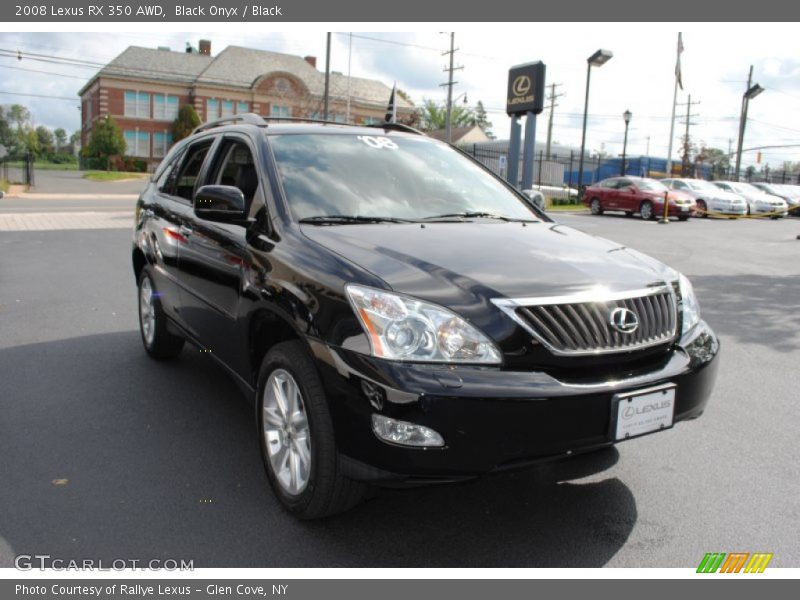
[346,284,502,364]
[678,273,700,334]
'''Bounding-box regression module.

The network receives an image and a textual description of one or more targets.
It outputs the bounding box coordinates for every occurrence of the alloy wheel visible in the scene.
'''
[139,276,156,346]
[262,369,312,496]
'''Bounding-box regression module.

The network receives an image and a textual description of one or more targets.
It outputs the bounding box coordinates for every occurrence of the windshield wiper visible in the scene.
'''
[421,211,537,223]
[298,215,416,225]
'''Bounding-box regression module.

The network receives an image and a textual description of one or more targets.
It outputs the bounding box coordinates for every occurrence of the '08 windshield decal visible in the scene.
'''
[356,136,398,150]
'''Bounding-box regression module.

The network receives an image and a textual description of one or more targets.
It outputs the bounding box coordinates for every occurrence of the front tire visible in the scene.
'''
[589,198,603,215]
[138,267,184,360]
[257,341,367,519]
[697,199,708,218]
[640,200,654,221]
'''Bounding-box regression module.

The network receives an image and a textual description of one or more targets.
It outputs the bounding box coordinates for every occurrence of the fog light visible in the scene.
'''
[371,414,444,447]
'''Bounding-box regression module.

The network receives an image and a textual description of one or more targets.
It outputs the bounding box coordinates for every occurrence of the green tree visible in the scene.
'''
[82,116,125,168]
[53,128,68,150]
[473,100,494,139]
[171,104,201,143]
[35,126,55,156]
[19,127,40,156]
[418,98,476,131]
[695,145,730,179]
[0,106,13,150]
[8,104,31,132]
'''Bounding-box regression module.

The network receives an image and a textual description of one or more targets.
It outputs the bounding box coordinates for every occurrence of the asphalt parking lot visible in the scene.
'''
[1,198,798,568]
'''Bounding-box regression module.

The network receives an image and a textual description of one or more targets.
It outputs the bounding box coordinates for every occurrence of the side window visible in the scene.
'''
[209,139,260,208]
[155,148,185,194]
[602,179,617,189]
[673,180,687,190]
[174,140,214,201]
[619,179,633,188]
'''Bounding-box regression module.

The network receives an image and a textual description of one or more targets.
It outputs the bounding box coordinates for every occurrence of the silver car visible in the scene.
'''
[712,181,788,218]
[661,178,748,217]
[750,182,800,215]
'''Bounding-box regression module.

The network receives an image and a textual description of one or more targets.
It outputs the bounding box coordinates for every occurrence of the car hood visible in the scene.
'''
[301,222,676,310]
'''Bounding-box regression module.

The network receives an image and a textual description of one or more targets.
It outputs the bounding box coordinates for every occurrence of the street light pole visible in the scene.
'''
[621,109,632,176]
[577,49,613,197]
[734,65,763,181]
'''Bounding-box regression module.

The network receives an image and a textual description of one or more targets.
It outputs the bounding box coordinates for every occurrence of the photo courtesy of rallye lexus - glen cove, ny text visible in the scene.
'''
[133,115,719,519]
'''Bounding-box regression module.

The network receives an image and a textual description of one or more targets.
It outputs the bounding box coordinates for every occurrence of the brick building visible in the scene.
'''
[78,40,414,168]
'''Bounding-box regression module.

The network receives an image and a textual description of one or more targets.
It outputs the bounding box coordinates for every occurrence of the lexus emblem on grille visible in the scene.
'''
[609,307,639,334]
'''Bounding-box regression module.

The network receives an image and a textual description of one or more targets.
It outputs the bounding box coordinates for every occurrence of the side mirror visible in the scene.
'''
[194,185,247,224]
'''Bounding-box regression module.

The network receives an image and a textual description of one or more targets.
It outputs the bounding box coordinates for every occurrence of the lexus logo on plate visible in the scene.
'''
[609,307,639,334]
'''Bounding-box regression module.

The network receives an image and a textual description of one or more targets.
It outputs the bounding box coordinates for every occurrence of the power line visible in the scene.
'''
[0,90,77,101]
[545,83,564,159]
[0,63,87,80]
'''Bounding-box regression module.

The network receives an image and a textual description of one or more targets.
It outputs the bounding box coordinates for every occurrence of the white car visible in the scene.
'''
[522,188,546,211]
[527,184,579,202]
[712,181,788,218]
[661,178,748,217]
[750,182,800,215]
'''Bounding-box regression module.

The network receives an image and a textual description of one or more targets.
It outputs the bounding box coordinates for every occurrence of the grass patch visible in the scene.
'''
[547,202,586,212]
[4,160,78,171]
[83,171,149,182]
[0,178,9,193]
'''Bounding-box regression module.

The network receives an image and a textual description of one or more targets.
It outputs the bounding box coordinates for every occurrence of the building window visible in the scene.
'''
[124,130,150,157]
[362,117,381,125]
[153,132,173,158]
[124,91,150,118]
[237,101,249,114]
[153,95,179,121]
[271,105,291,118]
[221,100,234,118]
[207,98,219,120]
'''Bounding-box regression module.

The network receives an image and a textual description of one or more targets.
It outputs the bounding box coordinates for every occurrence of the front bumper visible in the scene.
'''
[310,321,720,484]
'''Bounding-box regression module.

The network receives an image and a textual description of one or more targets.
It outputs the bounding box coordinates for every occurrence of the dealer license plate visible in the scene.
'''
[613,384,676,441]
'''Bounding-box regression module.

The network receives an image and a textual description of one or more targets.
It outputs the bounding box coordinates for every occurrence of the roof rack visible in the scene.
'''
[192,113,268,134]
[367,122,424,136]
[192,114,425,136]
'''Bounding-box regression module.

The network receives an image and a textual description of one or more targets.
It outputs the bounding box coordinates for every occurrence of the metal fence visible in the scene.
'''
[459,142,800,190]
[1,154,35,187]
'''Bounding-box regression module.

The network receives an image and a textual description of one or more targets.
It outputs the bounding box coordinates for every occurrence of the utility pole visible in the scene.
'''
[323,32,331,120]
[440,32,463,144]
[734,65,754,181]
[545,82,564,159]
[677,94,700,176]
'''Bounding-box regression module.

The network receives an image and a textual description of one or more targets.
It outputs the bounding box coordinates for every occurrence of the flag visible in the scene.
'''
[385,82,397,123]
[675,32,684,91]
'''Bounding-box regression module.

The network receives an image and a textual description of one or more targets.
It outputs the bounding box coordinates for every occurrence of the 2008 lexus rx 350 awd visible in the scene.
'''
[133,115,719,519]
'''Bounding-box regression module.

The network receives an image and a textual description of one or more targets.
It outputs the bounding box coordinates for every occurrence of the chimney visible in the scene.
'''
[199,40,211,56]
[304,55,317,68]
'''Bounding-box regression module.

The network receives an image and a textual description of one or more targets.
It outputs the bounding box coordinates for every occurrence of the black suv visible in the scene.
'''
[133,114,719,518]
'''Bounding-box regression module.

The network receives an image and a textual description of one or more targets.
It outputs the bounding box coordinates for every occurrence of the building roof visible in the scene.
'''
[82,44,413,109]
[427,125,489,144]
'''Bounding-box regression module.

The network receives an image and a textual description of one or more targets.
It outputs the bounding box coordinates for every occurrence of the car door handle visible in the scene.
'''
[179,225,193,236]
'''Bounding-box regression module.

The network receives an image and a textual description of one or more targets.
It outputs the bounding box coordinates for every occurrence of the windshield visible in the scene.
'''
[636,179,667,191]
[687,180,718,192]
[731,183,759,194]
[268,133,538,222]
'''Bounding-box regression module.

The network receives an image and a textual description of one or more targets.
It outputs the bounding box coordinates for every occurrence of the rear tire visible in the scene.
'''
[639,200,654,221]
[137,267,184,360]
[257,341,367,519]
[589,198,603,215]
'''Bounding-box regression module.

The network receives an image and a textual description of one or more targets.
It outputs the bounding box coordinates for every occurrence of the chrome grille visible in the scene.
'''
[494,287,678,356]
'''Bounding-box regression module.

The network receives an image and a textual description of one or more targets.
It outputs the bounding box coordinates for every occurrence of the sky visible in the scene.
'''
[1,25,799,170]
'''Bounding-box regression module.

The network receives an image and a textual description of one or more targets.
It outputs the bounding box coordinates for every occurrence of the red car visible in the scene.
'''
[583,176,696,221]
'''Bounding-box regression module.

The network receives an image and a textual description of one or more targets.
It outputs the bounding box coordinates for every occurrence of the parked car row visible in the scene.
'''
[583,175,797,221]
